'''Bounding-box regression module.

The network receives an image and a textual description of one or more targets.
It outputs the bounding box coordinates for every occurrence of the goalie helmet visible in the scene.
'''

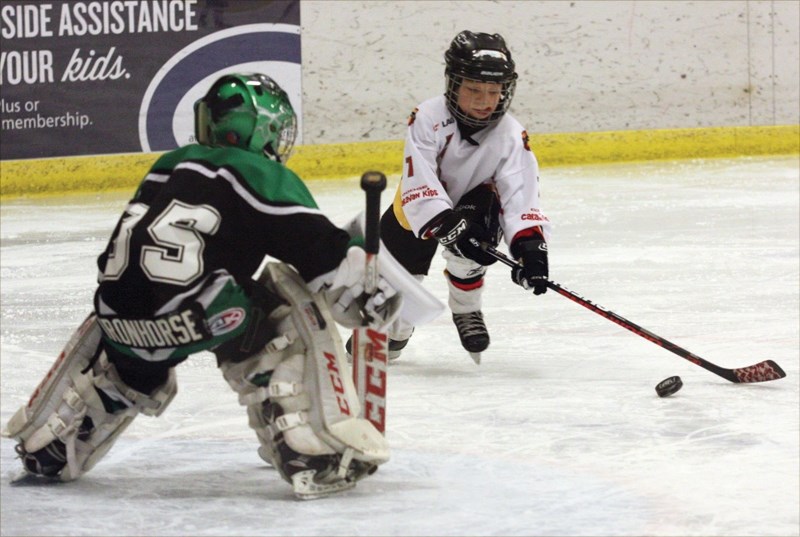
[444,30,518,129]
[194,73,297,163]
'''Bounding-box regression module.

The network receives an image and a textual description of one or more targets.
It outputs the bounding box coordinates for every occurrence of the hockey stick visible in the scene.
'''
[351,171,389,433]
[474,240,786,384]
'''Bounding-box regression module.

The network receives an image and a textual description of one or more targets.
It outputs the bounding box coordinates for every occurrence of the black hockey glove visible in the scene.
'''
[429,210,497,266]
[510,236,549,295]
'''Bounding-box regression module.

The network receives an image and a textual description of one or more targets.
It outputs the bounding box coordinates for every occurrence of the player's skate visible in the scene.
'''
[345,331,411,362]
[452,311,489,364]
[386,336,411,359]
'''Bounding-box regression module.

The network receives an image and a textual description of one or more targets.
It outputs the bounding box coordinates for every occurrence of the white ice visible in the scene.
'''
[1,156,798,536]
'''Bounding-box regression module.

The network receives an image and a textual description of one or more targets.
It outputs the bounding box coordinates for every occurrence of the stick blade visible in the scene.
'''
[732,360,786,383]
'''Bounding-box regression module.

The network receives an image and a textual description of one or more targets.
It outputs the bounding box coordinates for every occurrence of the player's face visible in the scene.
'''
[457,80,502,120]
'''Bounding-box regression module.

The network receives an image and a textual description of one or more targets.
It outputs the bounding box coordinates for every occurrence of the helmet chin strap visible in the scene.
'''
[455,119,482,144]
[262,143,282,163]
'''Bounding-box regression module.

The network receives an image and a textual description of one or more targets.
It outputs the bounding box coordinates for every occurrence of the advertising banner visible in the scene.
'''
[0,0,301,161]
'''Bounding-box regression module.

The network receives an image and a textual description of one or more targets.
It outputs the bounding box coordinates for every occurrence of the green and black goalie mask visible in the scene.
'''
[194,73,297,163]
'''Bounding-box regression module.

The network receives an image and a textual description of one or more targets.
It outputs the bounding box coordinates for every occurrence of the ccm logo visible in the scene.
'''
[439,219,467,245]
[324,352,351,415]
[364,328,388,432]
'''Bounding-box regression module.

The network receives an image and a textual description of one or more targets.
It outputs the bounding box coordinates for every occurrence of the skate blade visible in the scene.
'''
[469,352,481,364]
[9,469,63,486]
[291,470,356,500]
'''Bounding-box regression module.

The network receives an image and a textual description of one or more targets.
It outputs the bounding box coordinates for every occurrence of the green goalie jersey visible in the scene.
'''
[94,144,352,361]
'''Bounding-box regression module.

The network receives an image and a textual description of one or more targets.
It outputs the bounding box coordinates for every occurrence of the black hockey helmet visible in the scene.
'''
[444,30,518,128]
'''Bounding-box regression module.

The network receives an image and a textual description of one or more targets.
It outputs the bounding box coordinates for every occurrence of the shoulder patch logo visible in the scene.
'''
[208,307,246,336]
[521,130,531,152]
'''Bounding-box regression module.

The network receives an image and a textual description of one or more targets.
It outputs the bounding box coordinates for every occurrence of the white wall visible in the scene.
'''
[300,0,799,144]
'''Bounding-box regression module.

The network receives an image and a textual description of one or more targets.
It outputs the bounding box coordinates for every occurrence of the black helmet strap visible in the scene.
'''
[203,77,247,122]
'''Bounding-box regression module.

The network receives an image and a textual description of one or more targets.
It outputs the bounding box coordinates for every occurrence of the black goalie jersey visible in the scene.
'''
[94,144,352,362]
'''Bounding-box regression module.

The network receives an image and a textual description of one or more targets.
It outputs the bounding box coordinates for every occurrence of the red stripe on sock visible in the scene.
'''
[450,278,484,291]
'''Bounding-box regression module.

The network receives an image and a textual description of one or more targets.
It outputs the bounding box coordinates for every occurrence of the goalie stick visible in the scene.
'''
[351,171,388,433]
[473,239,786,384]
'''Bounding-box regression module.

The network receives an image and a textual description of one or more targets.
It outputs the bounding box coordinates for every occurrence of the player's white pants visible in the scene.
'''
[388,251,486,342]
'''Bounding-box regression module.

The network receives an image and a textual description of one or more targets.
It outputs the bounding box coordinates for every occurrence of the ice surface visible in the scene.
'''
[1,157,798,536]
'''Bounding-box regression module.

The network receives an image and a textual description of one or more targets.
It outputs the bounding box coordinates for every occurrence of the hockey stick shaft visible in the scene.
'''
[361,171,386,294]
[352,171,388,433]
[478,241,785,384]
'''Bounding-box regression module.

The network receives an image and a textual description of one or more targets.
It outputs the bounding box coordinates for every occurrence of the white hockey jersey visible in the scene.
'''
[392,95,551,247]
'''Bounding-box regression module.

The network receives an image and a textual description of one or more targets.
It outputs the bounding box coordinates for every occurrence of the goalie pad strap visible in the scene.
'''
[273,410,309,432]
[236,381,304,407]
[265,333,293,353]
[25,404,86,453]
[237,386,268,407]
[336,448,355,479]
[92,361,174,417]
[269,381,304,398]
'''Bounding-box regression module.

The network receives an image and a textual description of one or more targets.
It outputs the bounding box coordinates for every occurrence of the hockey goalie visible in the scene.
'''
[2,72,443,499]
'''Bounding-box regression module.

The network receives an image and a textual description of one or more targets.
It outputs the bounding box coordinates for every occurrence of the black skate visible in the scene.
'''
[452,311,489,364]
[345,334,411,361]
[13,442,67,482]
[11,415,95,484]
[265,402,377,500]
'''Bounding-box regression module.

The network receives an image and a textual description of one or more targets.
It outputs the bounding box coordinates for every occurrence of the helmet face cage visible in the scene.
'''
[445,74,517,129]
[194,73,297,162]
[444,31,518,129]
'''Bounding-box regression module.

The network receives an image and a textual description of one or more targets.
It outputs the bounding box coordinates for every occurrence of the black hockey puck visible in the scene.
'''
[655,376,683,397]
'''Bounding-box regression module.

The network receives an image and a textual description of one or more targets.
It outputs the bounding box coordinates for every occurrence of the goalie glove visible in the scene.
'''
[510,232,549,295]
[308,246,400,329]
[427,210,497,266]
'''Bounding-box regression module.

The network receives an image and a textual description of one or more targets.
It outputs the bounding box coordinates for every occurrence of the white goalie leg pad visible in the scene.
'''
[3,314,101,445]
[264,263,389,464]
[260,262,390,466]
[220,266,388,498]
[3,314,177,481]
[218,313,302,467]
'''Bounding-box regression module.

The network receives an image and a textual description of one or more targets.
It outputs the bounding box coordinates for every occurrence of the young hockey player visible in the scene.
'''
[368,30,552,362]
[4,73,402,499]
